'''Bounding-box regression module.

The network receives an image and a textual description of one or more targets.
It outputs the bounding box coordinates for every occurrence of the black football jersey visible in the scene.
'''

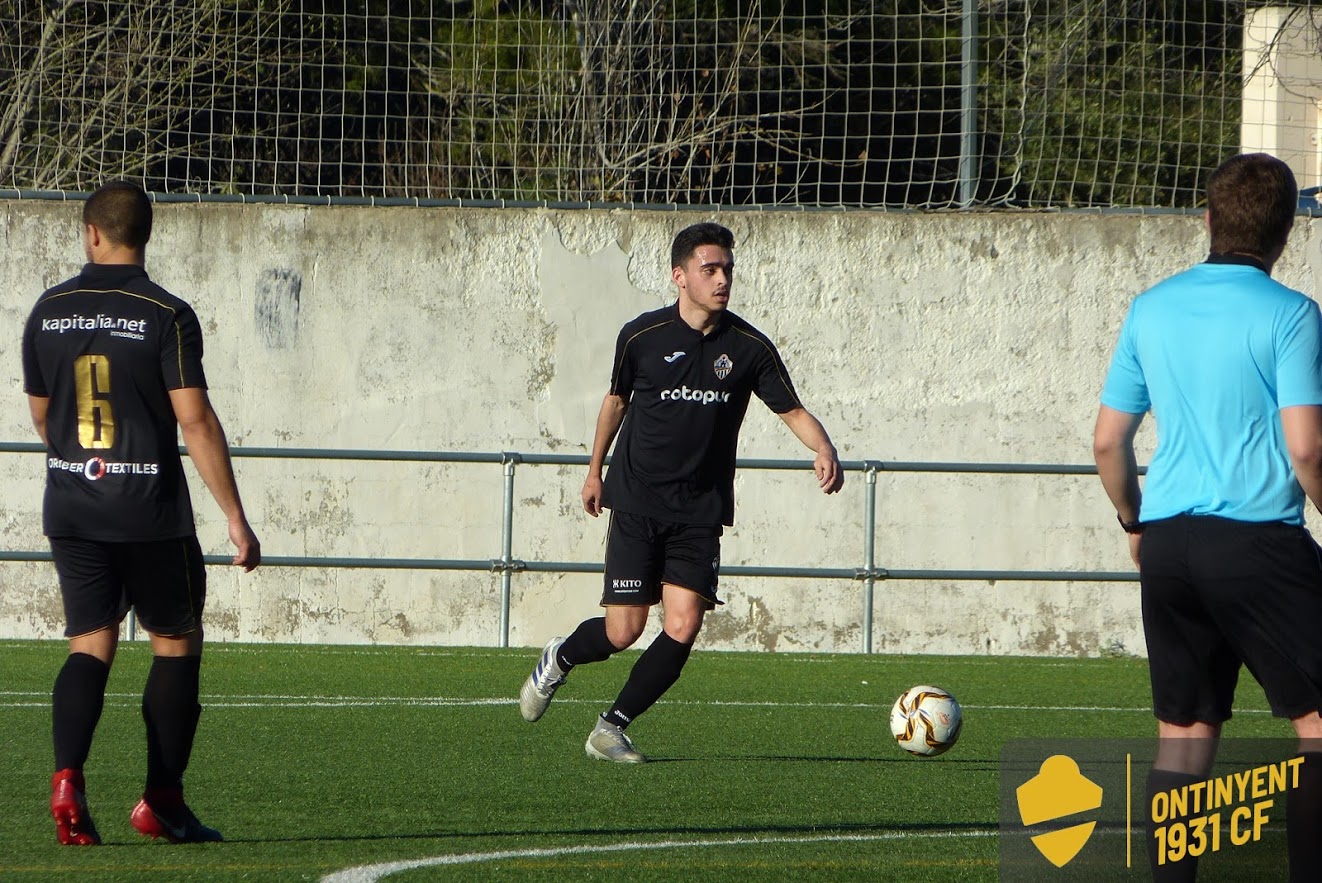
[21,263,206,541]
[601,303,802,526]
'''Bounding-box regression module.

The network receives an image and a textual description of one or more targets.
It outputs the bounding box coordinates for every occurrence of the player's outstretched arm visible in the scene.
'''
[777,407,843,494]
[582,394,628,516]
[1281,405,1322,512]
[169,387,261,571]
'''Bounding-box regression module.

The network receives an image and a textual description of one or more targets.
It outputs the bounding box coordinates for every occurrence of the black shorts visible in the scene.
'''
[49,535,207,638]
[1140,515,1322,723]
[602,511,723,608]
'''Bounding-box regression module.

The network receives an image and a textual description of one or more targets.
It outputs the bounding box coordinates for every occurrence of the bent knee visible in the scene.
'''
[605,617,647,650]
[662,613,703,645]
[665,625,701,645]
[1292,710,1322,740]
[147,628,204,658]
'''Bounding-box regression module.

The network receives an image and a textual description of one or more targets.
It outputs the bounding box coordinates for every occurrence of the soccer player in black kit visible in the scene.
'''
[520,222,843,762]
[22,182,260,844]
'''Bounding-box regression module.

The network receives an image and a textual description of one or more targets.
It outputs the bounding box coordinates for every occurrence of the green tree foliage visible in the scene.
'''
[987,0,1241,208]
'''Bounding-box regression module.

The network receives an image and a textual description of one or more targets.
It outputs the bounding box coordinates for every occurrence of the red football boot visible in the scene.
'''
[50,769,100,846]
[130,788,223,843]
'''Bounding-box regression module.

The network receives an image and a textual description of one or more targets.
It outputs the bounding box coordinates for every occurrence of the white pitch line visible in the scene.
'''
[320,828,999,883]
[0,641,1116,667]
[205,646,518,660]
[204,649,1099,669]
[0,691,1273,714]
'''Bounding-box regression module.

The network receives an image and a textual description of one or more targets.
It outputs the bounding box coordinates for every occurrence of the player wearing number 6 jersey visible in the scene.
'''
[21,181,260,846]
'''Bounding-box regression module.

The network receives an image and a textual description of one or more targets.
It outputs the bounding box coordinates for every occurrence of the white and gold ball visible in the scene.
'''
[890,685,962,756]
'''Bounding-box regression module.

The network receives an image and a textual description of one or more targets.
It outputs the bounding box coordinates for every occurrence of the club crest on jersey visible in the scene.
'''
[713,353,733,380]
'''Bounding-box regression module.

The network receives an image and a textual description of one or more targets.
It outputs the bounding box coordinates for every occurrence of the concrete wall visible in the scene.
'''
[3,200,1321,656]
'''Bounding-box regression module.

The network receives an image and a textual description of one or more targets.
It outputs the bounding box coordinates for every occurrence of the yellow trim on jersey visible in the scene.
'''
[40,287,193,388]
[611,319,672,394]
[43,287,181,314]
[731,325,802,409]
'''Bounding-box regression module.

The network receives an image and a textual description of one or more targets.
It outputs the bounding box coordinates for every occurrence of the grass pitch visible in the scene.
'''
[0,639,1279,882]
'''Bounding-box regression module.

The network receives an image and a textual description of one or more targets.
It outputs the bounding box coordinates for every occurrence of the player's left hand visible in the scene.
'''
[814,449,843,494]
[1127,532,1141,568]
[230,519,262,572]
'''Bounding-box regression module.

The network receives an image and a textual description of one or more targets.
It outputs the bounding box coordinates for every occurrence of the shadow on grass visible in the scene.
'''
[645,754,996,766]
[222,818,999,846]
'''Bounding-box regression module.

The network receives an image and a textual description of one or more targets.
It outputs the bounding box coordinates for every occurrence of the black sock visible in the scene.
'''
[142,656,202,790]
[1145,767,1202,882]
[52,653,111,771]
[602,632,692,729]
[1288,751,1322,882]
[557,617,617,671]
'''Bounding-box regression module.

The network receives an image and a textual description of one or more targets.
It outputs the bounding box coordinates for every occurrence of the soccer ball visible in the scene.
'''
[890,685,962,757]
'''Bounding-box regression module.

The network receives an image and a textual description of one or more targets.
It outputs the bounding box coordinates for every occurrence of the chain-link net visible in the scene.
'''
[2,2,1317,208]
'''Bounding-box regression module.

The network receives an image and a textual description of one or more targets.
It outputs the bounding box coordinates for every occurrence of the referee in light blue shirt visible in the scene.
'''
[1094,153,1322,880]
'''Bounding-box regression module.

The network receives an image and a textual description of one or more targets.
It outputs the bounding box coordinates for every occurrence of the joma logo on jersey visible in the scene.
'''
[660,385,730,405]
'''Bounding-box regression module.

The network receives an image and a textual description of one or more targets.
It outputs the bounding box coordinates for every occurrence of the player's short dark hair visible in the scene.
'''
[83,181,153,249]
[1206,153,1296,258]
[671,222,735,269]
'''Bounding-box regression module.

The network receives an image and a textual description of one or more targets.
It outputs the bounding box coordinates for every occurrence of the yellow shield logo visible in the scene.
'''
[1016,754,1104,868]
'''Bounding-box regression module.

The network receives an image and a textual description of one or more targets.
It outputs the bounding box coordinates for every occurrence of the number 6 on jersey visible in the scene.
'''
[75,354,114,448]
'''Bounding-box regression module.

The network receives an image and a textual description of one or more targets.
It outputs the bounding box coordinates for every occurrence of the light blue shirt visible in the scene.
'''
[1101,258,1322,525]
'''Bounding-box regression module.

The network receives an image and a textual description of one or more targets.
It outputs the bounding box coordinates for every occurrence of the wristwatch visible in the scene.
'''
[1117,514,1144,534]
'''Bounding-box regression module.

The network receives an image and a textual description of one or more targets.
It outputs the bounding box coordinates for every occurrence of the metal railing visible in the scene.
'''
[0,442,1138,653]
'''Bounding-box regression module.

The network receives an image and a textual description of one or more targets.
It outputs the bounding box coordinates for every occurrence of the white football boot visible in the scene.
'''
[519,637,567,722]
